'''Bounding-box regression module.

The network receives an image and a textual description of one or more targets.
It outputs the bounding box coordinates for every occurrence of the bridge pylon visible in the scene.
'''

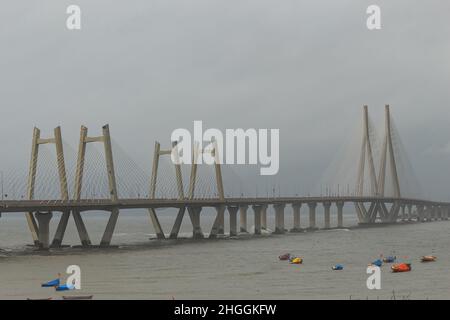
[355,105,402,224]
[66,124,119,247]
[377,104,401,198]
[27,126,69,246]
[148,140,186,239]
[354,105,379,223]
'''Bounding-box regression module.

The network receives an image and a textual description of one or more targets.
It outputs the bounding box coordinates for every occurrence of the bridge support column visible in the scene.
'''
[273,204,285,234]
[323,202,331,229]
[209,205,225,239]
[100,208,120,246]
[401,205,406,221]
[428,206,433,221]
[253,205,262,235]
[261,205,267,230]
[228,206,239,236]
[218,206,225,235]
[51,210,70,247]
[407,204,413,221]
[169,207,186,239]
[431,206,437,221]
[290,203,302,232]
[417,205,424,222]
[445,207,449,220]
[239,205,248,233]
[307,202,317,231]
[190,207,204,239]
[336,202,344,228]
[35,212,53,250]
[72,210,92,247]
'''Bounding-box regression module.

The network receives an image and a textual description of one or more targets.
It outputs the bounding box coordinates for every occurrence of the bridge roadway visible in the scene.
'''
[0,196,448,213]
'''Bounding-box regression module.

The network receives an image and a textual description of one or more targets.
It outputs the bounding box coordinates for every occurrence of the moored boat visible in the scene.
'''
[278,253,291,261]
[290,257,303,264]
[382,256,396,263]
[391,263,411,273]
[369,259,383,267]
[62,295,93,300]
[420,255,437,262]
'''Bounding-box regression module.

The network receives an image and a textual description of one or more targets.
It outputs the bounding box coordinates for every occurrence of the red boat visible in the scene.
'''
[391,263,411,273]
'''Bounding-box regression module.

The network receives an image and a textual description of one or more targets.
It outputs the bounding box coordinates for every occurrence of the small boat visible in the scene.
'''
[391,263,411,273]
[290,257,303,264]
[370,259,383,267]
[27,297,53,300]
[62,295,93,300]
[420,255,437,262]
[278,253,291,261]
[382,256,396,263]
[332,264,344,270]
[55,284,75,291]
[41,278,60,287]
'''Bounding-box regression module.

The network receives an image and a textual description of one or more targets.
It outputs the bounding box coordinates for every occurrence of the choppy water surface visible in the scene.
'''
[0,210,449,300]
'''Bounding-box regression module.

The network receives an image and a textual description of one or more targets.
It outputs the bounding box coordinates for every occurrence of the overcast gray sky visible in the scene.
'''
[0,1,449,200]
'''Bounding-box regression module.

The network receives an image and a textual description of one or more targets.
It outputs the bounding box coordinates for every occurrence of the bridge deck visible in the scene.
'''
[0,196,446,213]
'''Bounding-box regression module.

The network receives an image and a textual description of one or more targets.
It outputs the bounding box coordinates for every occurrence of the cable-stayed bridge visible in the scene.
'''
[0,105,448,249]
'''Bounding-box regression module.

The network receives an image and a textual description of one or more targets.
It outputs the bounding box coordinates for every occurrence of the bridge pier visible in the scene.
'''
[35,211,53,250]
[239,205,248,233]
[209,205,225,239]
[261,205,268,230]
[51,210,70,247]
[100,208,120,246]
[307,202,317,231]
[169,207,186,239]
[430,206,436,221]
[416,205,424,222]
[273,204,285,234]
[253,205,262,235]
[440,206,446,220]
[336,202,344,228]
[189,207,204,239]
[228,206,239,236]
[323,202,331,229]
[407,204,413,221]
[218,206,225,235]
[290,203,302,232]
[72,210,92,247]
[401,205,406,221]
[425,206,432,221]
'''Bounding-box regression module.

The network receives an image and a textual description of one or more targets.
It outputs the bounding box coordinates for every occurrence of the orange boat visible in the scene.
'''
[420,255,437,262]
[391,263,411,273]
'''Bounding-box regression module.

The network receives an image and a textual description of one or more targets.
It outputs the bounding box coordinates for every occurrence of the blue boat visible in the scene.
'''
[371,259,383,267]
[332,264,344,270]
[382,256,396,263]
[55,284,75,291]
[41,278,60,287]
